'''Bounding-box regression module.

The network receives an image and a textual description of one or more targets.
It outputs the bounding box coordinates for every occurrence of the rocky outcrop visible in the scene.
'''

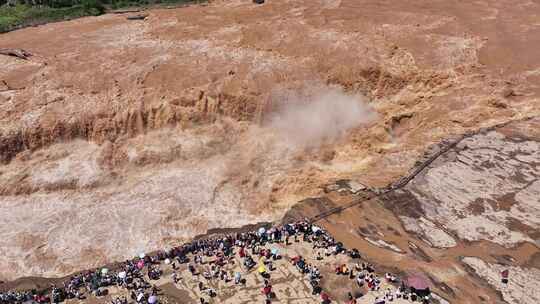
[462,257,540,304]
[382,118,540,248]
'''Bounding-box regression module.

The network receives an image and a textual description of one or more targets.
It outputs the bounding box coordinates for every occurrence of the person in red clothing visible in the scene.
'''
[501,269,509,284]
[320,292,331,304]
[239,247,246,258]
[262,279,273,299]
[262,284,272,299]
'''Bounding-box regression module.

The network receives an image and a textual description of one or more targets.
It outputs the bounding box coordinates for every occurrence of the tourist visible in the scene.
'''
[262,281,272,299]
[0,220,425,304]
[321,291,331,304]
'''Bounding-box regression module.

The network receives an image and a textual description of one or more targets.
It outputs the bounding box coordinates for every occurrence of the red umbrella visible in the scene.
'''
[501,269,509,278]
[406,274,430,290]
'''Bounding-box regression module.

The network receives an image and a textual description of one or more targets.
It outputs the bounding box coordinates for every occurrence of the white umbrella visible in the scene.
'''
[148,295,158,304]
[258,227,266,235]
[101,268,109,275]
[164,258,171,265]
[118,271,127,279]
[139,253,146,259]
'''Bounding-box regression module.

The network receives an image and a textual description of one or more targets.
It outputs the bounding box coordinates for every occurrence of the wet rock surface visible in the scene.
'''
[390,119,540,248]
[462,256,540,304]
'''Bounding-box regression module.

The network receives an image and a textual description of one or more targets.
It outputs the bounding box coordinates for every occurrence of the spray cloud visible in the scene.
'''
[267,87,376,149]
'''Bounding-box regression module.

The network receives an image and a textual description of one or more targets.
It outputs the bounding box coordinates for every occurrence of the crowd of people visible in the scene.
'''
[0,221,431,304]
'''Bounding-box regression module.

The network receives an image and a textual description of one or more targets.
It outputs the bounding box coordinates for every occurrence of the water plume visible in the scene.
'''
[267,87,377,149]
